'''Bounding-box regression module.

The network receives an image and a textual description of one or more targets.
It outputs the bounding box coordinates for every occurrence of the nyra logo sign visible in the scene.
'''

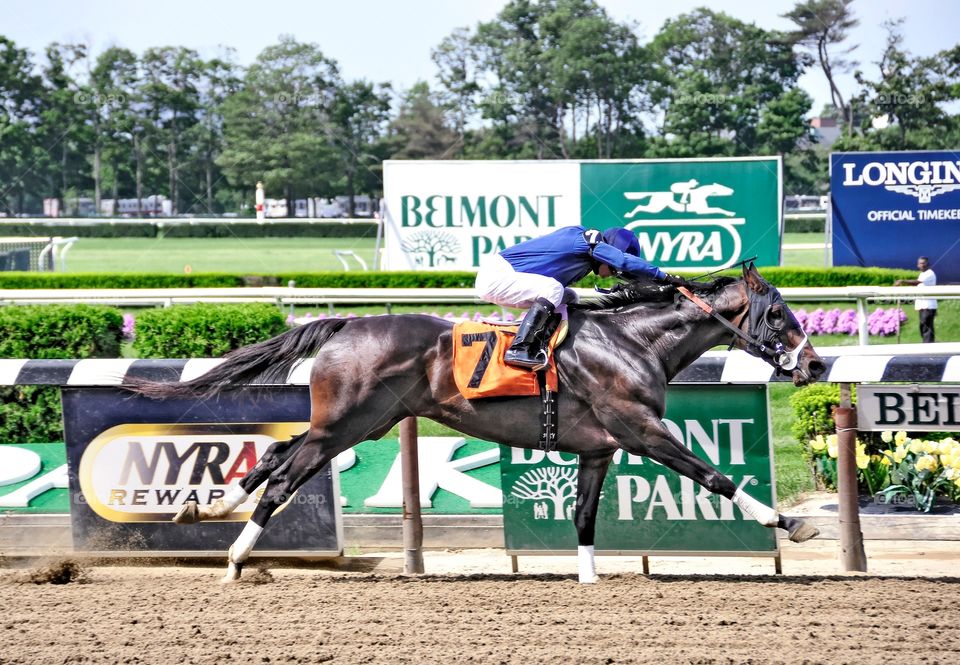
[78,423,306,522]
[621,179,745,270]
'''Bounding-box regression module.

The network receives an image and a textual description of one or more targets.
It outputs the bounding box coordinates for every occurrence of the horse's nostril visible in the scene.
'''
[808,360,827,378]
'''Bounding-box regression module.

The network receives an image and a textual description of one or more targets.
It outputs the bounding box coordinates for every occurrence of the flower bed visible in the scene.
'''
[806,431,960,512]
[794,307,907,336]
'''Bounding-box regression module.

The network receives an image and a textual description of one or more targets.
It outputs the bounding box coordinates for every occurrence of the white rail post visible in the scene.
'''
[857,297,869,346]
[255,182,265,222]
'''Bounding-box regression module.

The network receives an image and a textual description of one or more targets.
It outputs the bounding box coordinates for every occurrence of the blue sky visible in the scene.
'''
[8,0,959,116]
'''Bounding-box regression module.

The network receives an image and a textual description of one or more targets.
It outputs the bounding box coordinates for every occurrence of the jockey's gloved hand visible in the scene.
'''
[659,273,691,288]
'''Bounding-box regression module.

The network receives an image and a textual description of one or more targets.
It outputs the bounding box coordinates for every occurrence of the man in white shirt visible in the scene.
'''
[895,256,937,343]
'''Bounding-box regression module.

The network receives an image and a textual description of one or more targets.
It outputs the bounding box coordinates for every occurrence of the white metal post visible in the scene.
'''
[857,297,869,346]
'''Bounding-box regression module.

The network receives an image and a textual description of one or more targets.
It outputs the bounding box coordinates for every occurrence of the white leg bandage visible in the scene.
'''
[201,484,250,519]
[733,489,779,527]
[578,545,597,584]
[231,521,263,564]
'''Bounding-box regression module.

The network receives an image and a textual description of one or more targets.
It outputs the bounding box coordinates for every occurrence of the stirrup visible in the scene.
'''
[504,348,549,371]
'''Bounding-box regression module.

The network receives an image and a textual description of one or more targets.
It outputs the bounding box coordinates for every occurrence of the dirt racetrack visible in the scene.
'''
[3,562,960,665]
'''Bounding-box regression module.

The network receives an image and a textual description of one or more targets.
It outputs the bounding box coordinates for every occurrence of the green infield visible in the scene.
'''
[64,237,378,273]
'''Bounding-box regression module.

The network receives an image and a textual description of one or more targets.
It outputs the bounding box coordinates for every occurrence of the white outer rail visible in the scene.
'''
[0,285,956,345]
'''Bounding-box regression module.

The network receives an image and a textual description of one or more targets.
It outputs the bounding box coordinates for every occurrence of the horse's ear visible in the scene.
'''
[742,262,768,295]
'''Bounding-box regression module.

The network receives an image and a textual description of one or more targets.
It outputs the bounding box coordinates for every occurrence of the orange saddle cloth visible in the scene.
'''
[452,319,568,399]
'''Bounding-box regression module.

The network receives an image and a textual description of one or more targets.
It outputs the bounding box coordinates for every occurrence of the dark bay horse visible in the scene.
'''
[127,264,826,583]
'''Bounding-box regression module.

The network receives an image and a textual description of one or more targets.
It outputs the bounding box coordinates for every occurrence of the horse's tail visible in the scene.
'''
[125,318,349,399]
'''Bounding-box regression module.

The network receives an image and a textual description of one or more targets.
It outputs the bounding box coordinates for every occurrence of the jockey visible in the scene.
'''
[475,225,687,370]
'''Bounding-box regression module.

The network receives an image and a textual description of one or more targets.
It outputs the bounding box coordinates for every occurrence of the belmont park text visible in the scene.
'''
[400,194,563,229]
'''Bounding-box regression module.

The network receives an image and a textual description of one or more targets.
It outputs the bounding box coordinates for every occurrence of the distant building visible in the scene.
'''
[810,116,841,148]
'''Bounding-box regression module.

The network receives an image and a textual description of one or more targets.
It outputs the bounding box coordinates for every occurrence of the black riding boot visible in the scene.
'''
[504,298,556,371]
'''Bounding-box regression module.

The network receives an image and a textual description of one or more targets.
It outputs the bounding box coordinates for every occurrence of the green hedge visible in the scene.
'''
[0,267,918,290]
[0,221,378,239]
[0,272,249,289]
[0,304,123,358]
[132,303,288,358]
[783,217,826,233]
[0,304,123,445]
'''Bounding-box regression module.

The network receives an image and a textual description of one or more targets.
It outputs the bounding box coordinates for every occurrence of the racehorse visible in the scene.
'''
[125,263,826,583]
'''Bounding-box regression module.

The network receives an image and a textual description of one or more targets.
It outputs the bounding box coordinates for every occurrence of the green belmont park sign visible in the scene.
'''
[383,158,782,271]
[500,384,777,554]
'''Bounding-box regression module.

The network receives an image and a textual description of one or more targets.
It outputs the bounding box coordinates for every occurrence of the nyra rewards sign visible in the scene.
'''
[77,423,304,522]
[382,157,782,272]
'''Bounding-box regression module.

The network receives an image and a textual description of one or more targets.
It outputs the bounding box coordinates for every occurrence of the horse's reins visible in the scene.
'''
[676,284,802,372]
[676,285,755,350]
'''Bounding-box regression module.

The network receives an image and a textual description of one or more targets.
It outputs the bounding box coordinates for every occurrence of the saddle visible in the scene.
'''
[452,318,568,399]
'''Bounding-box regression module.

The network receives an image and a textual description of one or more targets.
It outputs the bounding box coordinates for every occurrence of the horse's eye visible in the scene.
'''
[765,305,786,330]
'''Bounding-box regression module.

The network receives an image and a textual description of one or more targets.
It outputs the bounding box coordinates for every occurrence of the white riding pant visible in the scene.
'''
[475,254,566,309]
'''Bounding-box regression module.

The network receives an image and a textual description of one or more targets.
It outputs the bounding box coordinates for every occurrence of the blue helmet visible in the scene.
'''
[602,227,640,256]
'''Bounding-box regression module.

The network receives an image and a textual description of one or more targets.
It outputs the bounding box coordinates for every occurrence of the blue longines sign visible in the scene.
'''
[831,151,960,281]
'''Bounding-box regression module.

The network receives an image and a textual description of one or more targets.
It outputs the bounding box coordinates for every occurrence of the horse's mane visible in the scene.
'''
[573,276,738,311]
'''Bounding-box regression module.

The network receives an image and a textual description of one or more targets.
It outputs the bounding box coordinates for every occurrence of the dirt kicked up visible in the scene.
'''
[2,565,960,665]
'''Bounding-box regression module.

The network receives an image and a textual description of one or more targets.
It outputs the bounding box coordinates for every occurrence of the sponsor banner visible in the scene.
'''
[501,384,777,553]
[0,443,69,512]
[382,160,581,270]
[857,385,960,432]
[831,151,960,281]
[340,438,501,514]
[580,158,782,270]
[382,157,782,272]
[62,387,341,554]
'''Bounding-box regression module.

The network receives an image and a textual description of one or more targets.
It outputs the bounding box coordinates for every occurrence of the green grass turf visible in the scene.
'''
[64,237,377,273]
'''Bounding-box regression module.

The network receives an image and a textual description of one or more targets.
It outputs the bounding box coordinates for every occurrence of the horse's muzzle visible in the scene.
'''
[793,356,827,386]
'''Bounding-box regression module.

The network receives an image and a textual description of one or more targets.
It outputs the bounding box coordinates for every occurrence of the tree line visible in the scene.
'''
[1,0,958,217]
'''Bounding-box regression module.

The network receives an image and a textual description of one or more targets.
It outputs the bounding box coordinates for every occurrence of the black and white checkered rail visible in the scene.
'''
[4,343,960,386]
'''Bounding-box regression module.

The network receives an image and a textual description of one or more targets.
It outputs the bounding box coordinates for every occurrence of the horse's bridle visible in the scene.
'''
[677,285,808,372]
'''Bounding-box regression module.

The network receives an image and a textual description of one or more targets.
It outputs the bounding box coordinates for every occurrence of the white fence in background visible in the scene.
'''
[0,285,957,345]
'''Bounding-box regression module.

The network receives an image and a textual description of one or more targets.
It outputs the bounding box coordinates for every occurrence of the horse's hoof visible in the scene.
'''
[788,521,820,543]
[578,574,598,584]
[220,560,242,584]
[172,501,200,524]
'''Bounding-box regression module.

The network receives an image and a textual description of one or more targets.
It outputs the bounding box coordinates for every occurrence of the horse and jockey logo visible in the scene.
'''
[623,180,736,219]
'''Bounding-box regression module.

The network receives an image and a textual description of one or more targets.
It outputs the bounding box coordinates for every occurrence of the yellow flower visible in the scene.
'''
[915,455,939,472]
[827,440,839,459]
[909,440,924,455]
[946,468,958,481]
[881,431,894,444]
[922,440,938,454]
[879,454,892,467]
[856,454,870,470]
[893,446,908,464]
[955,477,960,489]
[937,440,954,455]
[895,431,908,445]
[809,435,826,452]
